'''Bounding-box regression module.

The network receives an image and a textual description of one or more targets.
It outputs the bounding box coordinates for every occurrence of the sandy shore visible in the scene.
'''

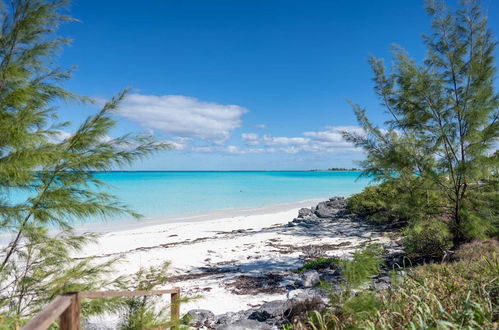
[78,199,394,317]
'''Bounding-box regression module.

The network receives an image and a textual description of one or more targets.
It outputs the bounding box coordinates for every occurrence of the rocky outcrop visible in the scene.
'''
[298,208,314,218]
[287,197,350,228]
[187,309,216,328]
[216,319,276,330]
[206,293,326,329]
[301,270,320,288]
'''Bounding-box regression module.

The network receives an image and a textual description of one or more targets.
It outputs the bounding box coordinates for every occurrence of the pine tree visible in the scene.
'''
[0,0,170,324]
[343,0,498,244]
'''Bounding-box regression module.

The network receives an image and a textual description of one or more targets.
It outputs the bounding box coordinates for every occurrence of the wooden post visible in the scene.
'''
[59,293,80,330]
[170,288,180,329]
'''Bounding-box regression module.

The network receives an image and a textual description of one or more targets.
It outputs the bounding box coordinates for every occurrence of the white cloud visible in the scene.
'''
[118,94,248,144]
[238,126,363,154]
[261,135,310,146]
[163,140,187,150]
[49,130,113,145]
[241,133,260,145]
[303,126,363,149]
[190,145,269,154]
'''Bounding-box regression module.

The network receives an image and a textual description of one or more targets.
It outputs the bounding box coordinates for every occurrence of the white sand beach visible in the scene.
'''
[78,198,396,317]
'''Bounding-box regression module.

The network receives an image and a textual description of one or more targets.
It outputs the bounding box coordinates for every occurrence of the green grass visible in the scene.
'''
[295,257,340,273]
[291,240,499,330]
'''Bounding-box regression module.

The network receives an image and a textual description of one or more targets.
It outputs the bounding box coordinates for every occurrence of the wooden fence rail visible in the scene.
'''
[21,287,181,330]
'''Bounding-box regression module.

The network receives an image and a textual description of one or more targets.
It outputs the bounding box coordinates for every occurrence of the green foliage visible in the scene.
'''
[339,244,384,289]
[117,263,173,330]
[0,0,170,326]
[347,177,445,224]
[402,219,453,257]
[295,257,340,273]
[343,0,499,244]
[299,240,499,329]
[341,292,380,318]
[294,245,383,289]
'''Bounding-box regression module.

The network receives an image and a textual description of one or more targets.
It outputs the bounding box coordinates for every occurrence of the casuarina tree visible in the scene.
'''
[0,0,170,325]
[344,0,498,244]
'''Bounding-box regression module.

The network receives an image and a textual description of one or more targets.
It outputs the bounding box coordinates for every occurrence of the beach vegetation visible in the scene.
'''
[0,0,170,326]
[343,0,499,246]
[295,257,340,273]
[290,1,499,328]
[290,240,498,329]
[402,218,453,257]
[346,177,446,226]
[338,244,384,289]
[116,262,189,330]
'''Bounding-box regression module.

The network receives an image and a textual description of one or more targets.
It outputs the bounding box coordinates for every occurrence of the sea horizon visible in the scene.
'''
[88,169,363,172]
[85,170,370,225]
[5,171,370,230]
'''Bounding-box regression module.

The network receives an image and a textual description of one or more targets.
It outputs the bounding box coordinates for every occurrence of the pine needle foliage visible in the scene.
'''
[0,0,170,326]
[343,0,499,244]
[116,262,190,330]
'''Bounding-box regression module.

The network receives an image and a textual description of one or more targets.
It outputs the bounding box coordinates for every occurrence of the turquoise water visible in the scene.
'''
[89,171,369,222]
[5,171,370,226]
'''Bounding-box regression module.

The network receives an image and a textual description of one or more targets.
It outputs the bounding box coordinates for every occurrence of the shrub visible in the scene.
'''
[402,219,453,258]
[346,182,398,222]
[341,292,380,318]
[346,178,445,225]
[298,240,499,329]
[339,244,384,289]
[295,258,340,273]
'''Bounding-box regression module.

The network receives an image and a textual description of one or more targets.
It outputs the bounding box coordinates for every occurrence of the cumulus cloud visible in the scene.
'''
[241,134,310,147]
[191,145,269,154]
[261,135,309,146]
[238,126,363,154]
[241,133,260,145]
[163,139,188,150]
[118,94,248,144]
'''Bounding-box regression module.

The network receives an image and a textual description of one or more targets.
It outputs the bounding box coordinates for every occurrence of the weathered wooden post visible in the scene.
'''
[59,293,80,330]
[170,288,180,329]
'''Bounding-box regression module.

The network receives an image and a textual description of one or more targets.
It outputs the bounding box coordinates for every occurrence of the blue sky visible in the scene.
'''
[56,0,499,170]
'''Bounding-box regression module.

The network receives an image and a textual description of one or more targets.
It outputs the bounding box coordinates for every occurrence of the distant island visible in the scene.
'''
[310,167,361,172]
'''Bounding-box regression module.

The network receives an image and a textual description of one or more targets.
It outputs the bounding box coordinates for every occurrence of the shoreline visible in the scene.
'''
[79,197,397,318]
[74,198,325,234]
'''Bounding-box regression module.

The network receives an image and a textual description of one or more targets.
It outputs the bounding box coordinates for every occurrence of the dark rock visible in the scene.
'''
[187,309,216,327]
[248,310,272,322]
[256,300,291,318]
[373,275,391,291]
[286,288,325,301]
[298,208,314,218]
[298,222,317,228]
[216,319,276,329]
[327,197,347,210]
[302,214,321,222]
[301,270,320,287]
[315,202,339,218]
[216,311,249,325]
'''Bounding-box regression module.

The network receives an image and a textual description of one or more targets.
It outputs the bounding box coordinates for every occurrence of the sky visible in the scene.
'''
[55,0,499,170]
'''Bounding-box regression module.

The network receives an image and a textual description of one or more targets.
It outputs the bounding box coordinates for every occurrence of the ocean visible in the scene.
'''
[87,171,370,223]
[1,170,373,231]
